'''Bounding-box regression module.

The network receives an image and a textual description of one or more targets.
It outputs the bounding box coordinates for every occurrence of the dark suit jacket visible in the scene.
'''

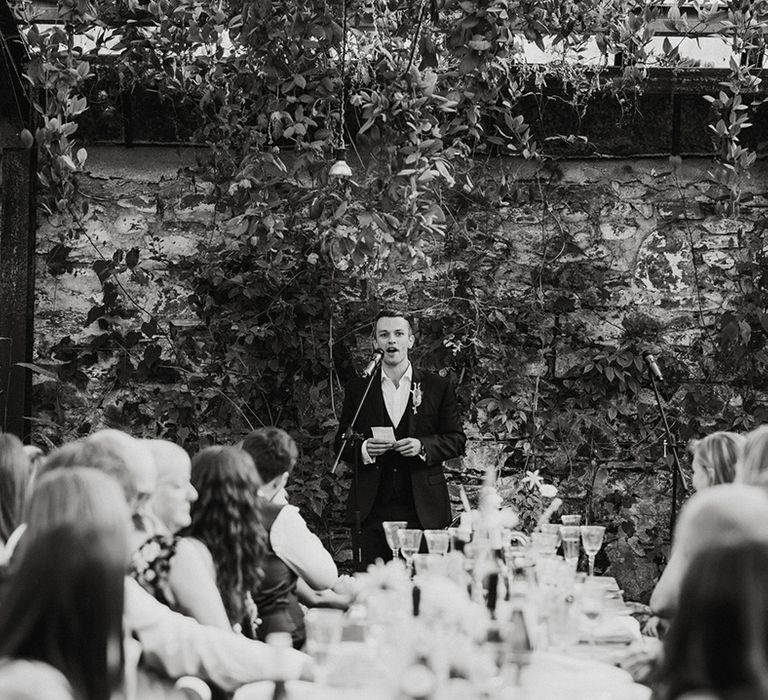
[334,366,466,529]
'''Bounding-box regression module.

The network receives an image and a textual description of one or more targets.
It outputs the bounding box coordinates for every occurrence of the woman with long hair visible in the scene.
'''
[0,468,130,700]
[689,431,744,491]
[654,540,768,700]
[185,446,267,632]
[0,432,33,548]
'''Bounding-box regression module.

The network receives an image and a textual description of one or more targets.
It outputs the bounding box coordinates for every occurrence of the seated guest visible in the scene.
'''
[737,424,768,487]
[130,439,231,630]
[86,429,157,504]
[0,469,130,700]
[689,431,744,491]
[650,484,768,621]
[241,427,338,647]
[36,434,312,692]
[646,431,747,637]
[654,541,768,700]
[0,433,33,559]
[186,446,267,633]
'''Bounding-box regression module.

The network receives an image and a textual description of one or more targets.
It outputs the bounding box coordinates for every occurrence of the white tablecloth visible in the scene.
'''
[233,649,651,700]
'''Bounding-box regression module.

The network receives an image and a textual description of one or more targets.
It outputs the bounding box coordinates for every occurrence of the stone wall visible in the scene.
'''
[30,147,768,600]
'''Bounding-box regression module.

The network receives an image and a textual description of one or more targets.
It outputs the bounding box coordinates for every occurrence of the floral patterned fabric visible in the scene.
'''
[130,533,179,610]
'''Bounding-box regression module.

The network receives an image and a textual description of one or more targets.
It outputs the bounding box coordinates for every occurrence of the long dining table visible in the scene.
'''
[233,573,655,700]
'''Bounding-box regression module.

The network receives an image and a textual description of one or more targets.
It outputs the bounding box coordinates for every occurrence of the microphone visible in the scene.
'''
[361,349,384,378]
[643,352,664,382]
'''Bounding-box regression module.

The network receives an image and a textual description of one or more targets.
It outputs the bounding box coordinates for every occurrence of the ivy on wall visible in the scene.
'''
[7,0,768,593]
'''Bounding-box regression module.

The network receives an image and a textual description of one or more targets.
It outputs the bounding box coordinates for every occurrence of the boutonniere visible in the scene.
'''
[411,382,423,414]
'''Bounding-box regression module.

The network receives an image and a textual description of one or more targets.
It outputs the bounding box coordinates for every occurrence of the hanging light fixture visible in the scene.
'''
[329,147,353,177]
[330,0,352,178]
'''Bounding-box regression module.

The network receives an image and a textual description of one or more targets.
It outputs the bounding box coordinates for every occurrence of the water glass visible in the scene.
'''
[304,609,345,668]
[580,525,605,577]
[540,523,562,546]
[397,528,423,572]
[560,514,582,526]
[382,520,409,559]
[531,531,558,557]
[423,529,450,555]
[560,525,580,569]
[447,526,464,552]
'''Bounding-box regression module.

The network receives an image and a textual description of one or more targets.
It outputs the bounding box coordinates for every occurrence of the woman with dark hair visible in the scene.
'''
[654,540,768,700]
[0,469,130,700]
[186,446,267,633]
[0,433,33,550]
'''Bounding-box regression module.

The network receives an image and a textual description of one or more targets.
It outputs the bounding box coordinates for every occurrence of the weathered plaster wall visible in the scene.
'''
[32,147,768,599]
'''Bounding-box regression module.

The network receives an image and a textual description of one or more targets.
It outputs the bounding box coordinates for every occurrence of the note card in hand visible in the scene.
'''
[371,426,396,442]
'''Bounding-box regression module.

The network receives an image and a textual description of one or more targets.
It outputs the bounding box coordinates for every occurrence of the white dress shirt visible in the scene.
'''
[381,362,413,427]
[361,364,413,464]
[269,504,339,590]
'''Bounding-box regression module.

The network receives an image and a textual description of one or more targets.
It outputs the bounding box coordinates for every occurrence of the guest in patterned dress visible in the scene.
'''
[131,439,231,630]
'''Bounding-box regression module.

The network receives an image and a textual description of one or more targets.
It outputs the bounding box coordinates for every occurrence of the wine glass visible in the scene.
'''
[304,609,344,681]
[580,525,605,577]
[397,528,423,573]
[577,580,605,648]
[382,520,409,560]
[423,529,450,555]
[560,525,580,570]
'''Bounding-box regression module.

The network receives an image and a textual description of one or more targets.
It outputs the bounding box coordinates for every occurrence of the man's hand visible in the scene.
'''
[365,438,395,457]
[394,437,422,457]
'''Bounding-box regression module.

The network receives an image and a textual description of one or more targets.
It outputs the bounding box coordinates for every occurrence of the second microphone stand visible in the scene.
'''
[331,360,380,572]
[647,366,687,542]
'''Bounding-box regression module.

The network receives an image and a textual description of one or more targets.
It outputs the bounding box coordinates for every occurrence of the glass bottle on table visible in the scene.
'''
[506,565,535,686]
[266,632,292,700]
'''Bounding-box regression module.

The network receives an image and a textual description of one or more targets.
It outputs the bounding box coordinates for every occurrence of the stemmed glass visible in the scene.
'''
[397,528,423,573]
[580,525,605,577]
[382,520,409,560]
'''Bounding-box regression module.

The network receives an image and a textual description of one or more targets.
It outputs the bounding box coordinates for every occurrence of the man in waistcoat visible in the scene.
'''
[334,310,466,567]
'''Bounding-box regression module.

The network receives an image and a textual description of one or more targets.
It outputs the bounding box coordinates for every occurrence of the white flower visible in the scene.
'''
[411,383,423,414]
[521,469,542,489]
[416,573,488,638]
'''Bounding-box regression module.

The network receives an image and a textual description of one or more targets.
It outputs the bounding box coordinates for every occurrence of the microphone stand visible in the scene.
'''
[646,367,687,542]
[331,362,380,572]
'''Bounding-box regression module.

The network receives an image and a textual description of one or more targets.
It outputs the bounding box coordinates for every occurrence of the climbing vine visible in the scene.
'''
[6,0,768,591]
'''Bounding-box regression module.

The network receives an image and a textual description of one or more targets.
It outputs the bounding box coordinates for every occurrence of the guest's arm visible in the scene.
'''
[296,576,354,610]
[168,538,232,630]
[125,578,313,690]
[270,506,338,590]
